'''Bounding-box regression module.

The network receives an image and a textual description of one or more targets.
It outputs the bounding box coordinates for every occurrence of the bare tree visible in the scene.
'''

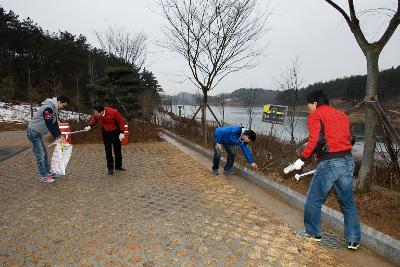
[69,73,81,122]
[45,71,62,96]
[188,89,203,116]
[27,64,34,118]
[275,57,303,144]
[160,94,171,114]
[0,76,16,103]
[95,24,147,68]
[240,89,257,130]
[213,93,226,126]
[159,0,268,143]
[322,1,400,192]
[139,90,158,122]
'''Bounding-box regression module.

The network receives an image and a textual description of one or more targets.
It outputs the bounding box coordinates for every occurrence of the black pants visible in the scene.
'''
[102,130,122,170]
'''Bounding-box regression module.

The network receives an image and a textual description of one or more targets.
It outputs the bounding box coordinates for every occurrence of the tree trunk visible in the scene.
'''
[222,105,225,126]
[202,89,208,144]
[355,51,379,193]
[291,92,297,144]
[290,116,295,144]
[76,75,81,123]
[28,66,34,119]
[248,113,253,130]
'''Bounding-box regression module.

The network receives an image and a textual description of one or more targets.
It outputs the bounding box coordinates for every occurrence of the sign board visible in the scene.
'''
[262,104,288,125]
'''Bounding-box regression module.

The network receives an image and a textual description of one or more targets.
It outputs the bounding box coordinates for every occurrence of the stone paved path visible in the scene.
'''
[0,133,347,266]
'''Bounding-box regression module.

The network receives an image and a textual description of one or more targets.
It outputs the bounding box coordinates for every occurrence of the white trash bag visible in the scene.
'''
[51,142,73,175]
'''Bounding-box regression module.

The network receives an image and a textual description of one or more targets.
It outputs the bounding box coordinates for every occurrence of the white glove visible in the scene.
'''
[284,159,304,174]
[84,126,91,132]
[119,133,125,141]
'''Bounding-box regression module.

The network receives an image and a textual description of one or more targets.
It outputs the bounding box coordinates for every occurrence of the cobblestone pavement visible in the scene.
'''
[0,135,347,266]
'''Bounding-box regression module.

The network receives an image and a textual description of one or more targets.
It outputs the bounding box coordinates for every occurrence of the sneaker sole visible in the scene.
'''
[295,232,321,242]
[41,180,56,183]
[347,245,360,250]
[298,236,322,242]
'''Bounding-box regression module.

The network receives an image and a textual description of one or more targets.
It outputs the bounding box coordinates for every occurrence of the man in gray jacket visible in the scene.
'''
[27,96,69,183]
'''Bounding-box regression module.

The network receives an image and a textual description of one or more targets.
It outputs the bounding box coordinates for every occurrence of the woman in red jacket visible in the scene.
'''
[84,104,126,175]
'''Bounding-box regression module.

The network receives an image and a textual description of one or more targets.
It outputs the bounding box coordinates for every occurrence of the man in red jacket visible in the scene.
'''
[285,90,361,250]
[84,104,126,175]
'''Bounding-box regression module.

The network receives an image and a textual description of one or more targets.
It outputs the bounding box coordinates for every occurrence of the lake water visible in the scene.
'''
[171,105,310,141]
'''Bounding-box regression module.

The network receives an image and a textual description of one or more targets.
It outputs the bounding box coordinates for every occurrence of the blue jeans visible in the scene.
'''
[212,142,236,171]
[304,156,361,243]
[27,128,51,177]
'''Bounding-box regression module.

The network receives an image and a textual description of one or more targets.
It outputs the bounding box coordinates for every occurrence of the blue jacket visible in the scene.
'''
[214,126,254,164]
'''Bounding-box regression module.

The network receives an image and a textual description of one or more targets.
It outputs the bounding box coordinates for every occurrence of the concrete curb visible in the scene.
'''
[160,129,400,265]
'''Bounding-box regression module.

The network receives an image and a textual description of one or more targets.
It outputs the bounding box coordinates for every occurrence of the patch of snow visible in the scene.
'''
[0,102,90,123]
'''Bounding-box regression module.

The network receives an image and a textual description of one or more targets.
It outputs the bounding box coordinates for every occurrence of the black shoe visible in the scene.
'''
[108,170,113,175]
[347,242,359,250]
[115,167,126,171]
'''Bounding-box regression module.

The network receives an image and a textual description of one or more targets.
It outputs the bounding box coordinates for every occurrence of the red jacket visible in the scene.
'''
[89,107,126,133]
[300,105,354,161]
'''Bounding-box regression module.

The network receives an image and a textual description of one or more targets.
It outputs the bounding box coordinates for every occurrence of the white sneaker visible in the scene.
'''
[347,242,360,250]
[295,229,322,242]
[40,175,56,183]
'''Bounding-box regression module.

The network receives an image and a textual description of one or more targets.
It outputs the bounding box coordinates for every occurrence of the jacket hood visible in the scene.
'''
[41,97,58,111]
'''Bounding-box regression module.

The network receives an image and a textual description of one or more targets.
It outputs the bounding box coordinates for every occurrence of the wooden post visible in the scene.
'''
[371,101,400,146]
[190,105,203,121]
[206,104,221,127]
[378,119,400,177]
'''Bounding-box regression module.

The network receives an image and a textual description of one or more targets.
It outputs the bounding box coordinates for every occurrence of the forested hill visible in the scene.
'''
[276,66,400,105]
[0,7,124,105]
[0,6,162,119]
[230,88,278,105]
[164,88,278,106]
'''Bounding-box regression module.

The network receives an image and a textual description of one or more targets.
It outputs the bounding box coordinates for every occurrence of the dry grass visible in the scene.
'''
[0,122,28,131]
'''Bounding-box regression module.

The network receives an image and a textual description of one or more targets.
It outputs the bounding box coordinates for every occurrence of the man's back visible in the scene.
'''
[301,105,353,160]
[214,126,242,145]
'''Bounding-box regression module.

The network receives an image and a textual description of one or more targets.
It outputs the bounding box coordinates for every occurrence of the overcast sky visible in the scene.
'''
[1,0,399,95]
